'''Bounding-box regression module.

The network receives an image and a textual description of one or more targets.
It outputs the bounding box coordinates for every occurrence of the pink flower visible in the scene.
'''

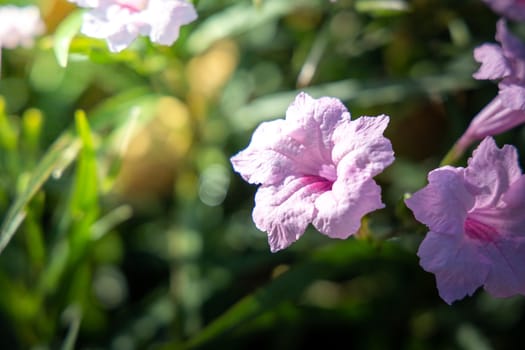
[455,20,525,155]
[0,5,45,49]
[69,0,197,52]
[230,92,394,252]
[405,137,525,304]
[481,0,525,22]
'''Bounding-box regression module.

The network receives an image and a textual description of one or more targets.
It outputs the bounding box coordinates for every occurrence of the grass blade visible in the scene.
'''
[0,132,80,254]
[53,10,83,68]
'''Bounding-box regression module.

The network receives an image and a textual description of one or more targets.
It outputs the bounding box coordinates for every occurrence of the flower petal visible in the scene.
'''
[70,0,196,51]
[473,43,512,80]
[471,176,525,236]
[284,92,350,167]
[405,167,474,234]
[310,115,393,239]
[498,83,525,110]
[496,19,525,61]
[144,0,197,46]
[0,5,45,49]
[463,96,525,143]
[81,5,143,52]
[483,236,525,297]
[418,231,490,304]
[502,175,525,208]
[230,120,304,185]
[313,178,383,239]
[332,115,394,180]
[253,176,325,252]
[465,137,522,208]
[105,25,141,52]
[81,9,111,39]
[482,0,525,22]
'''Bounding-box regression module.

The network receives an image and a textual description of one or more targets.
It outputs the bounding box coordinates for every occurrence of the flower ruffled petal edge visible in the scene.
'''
[417,231,490,304]
[253,178,320,252]
[405,167,474,234]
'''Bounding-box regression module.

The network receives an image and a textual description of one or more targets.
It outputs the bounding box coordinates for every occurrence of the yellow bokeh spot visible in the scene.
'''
[113,97,193,201]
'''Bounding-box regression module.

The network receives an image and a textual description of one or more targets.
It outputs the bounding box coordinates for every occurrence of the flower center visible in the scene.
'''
[318,164,337,182]
[115,0,148,11]
[299,164,337,193]
[464,216,498,242]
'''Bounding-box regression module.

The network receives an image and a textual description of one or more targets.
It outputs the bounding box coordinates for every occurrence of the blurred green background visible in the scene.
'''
[1,0,525,348]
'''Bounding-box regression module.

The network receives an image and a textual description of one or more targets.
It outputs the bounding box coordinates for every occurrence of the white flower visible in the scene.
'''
[70,0,197,52]
[0,5,45,49]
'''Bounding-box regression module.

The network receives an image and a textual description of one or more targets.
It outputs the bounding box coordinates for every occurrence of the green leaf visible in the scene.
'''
[39,112,99,297]
[69,111,99,252]
[91,205,133,241]
[0,90,161,254]
[0,97,18,151]
[23,195,46,270]
[0,132,81,255]
[72,110,97,212]
[53,10,84,68]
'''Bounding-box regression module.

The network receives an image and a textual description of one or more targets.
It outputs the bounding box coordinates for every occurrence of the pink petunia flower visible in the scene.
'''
[69,0,197,52]
[455,19,525,157]
[0,5,45,49]
[406,137,525,304]
[481,0,525,22]
[231,92,394,252]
